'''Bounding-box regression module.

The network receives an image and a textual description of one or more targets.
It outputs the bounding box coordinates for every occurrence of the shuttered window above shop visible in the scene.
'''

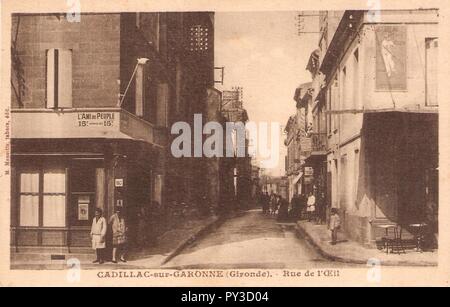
[425,38,438,106]
[135,64,145,117]
[156,83,169,127]
[46,48,72,109]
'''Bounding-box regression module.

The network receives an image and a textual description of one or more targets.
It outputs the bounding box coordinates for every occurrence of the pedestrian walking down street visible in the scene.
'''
[262,192,269,214]
[277,196,289,222]
[329,208,341,245]
[307,192,316,222]
[269,193,277,215]
[316,191,326,224]
[299,193,307,220]
[109,207,128,263]
[289,194,301,221]
[273,194,281,216]
[91,208,107,264]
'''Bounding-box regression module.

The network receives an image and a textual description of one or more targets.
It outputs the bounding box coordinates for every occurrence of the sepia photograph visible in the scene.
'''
[0,0,448,288]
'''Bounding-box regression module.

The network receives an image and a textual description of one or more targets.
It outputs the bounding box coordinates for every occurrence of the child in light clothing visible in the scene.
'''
[307,193,316,222]
[329,208,341,245]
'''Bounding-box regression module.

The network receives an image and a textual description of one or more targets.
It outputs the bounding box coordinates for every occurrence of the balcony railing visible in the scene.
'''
[310,132,327,152]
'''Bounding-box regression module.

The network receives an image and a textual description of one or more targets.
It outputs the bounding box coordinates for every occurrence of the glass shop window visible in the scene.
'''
[19,167,66,227]
[43,167,66,227]
[19,171,40,227]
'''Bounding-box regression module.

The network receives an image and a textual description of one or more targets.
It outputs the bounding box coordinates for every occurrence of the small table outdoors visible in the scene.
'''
[376,224,400,254]
[409,223,427,252]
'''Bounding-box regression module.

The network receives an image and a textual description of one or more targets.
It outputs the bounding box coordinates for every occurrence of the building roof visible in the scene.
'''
[319,10,364,79]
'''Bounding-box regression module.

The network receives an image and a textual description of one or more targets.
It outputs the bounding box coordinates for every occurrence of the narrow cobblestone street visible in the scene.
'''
[163,209,360,269]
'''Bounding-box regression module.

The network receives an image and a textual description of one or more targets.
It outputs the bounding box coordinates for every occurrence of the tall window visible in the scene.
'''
[19,167,66,227]
[19,171,39,226]
[353,149,360,208]
[333,159,338,208]
[341,66,347,110]
[189,24,210,52]
[339,155,348,209]
[327,88,332,134]
[46,49,72,109]
[136,12,141,28]
[43,168,66,227]
[425,38,438,106]
[353,48,359,109]
[331,74,339,132]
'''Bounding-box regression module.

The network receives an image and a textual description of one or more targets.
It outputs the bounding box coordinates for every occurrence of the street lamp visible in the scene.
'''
[118,57,150,107]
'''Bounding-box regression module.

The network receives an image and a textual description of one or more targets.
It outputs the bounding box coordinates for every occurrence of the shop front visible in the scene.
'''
[10,108,166,254]
[10,138,161,253]
[363,111,439,248]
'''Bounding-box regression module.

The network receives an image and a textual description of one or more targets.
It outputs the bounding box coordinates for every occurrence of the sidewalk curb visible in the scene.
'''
[161,215,227,265]
[295,223,437,267]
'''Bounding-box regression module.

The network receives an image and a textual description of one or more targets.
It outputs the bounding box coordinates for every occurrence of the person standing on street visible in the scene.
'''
[277,196,289,222]
[316,191,326,224]
[262,192,269,214]
[290,194,301,221]
[109,207,128,263]
[329,208,341,245]
[91,208,107,264]
[307,192,316,222]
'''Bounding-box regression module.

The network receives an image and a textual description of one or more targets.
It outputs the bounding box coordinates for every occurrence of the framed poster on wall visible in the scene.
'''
[375,25,407,90]
[78,195,90,221]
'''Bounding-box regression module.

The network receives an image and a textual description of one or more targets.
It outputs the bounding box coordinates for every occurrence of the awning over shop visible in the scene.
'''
[293,172,303,184]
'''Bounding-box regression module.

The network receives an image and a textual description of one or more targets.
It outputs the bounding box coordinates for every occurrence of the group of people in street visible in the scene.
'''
[90,207,128,264]
[259,192,289,221]
[258,190,341,244]
[259,191,326,223]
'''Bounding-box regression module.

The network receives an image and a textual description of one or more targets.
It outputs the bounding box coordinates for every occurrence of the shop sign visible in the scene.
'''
[115,178,124,187]
[304,167,314,177]
[77,112,115,127]
[77,195,90,221]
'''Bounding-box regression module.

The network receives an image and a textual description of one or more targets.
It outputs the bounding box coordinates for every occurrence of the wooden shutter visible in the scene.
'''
[46,48,72,109]
[58,49,73,108]
[135,65,144,117]
[46,49,56,108]
[156,83,169,127]
[426,38,438,106]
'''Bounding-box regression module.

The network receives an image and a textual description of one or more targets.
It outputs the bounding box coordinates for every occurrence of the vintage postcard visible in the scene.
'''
[0,0,449,288]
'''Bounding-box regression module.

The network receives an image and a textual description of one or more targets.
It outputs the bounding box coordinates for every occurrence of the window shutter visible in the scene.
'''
[156,83,169,127]
[426,38,438,106]
[58,49,73,108]
[135,65,144,117]
[46,48,72,109]
[46,49,56,108]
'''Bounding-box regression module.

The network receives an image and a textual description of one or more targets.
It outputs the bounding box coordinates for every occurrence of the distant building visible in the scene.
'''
[220,88,251,209]
[285,82,312,202]
[261,176,289,200]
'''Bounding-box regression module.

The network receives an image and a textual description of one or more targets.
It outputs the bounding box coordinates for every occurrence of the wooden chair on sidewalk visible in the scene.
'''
[378,224,406,254]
